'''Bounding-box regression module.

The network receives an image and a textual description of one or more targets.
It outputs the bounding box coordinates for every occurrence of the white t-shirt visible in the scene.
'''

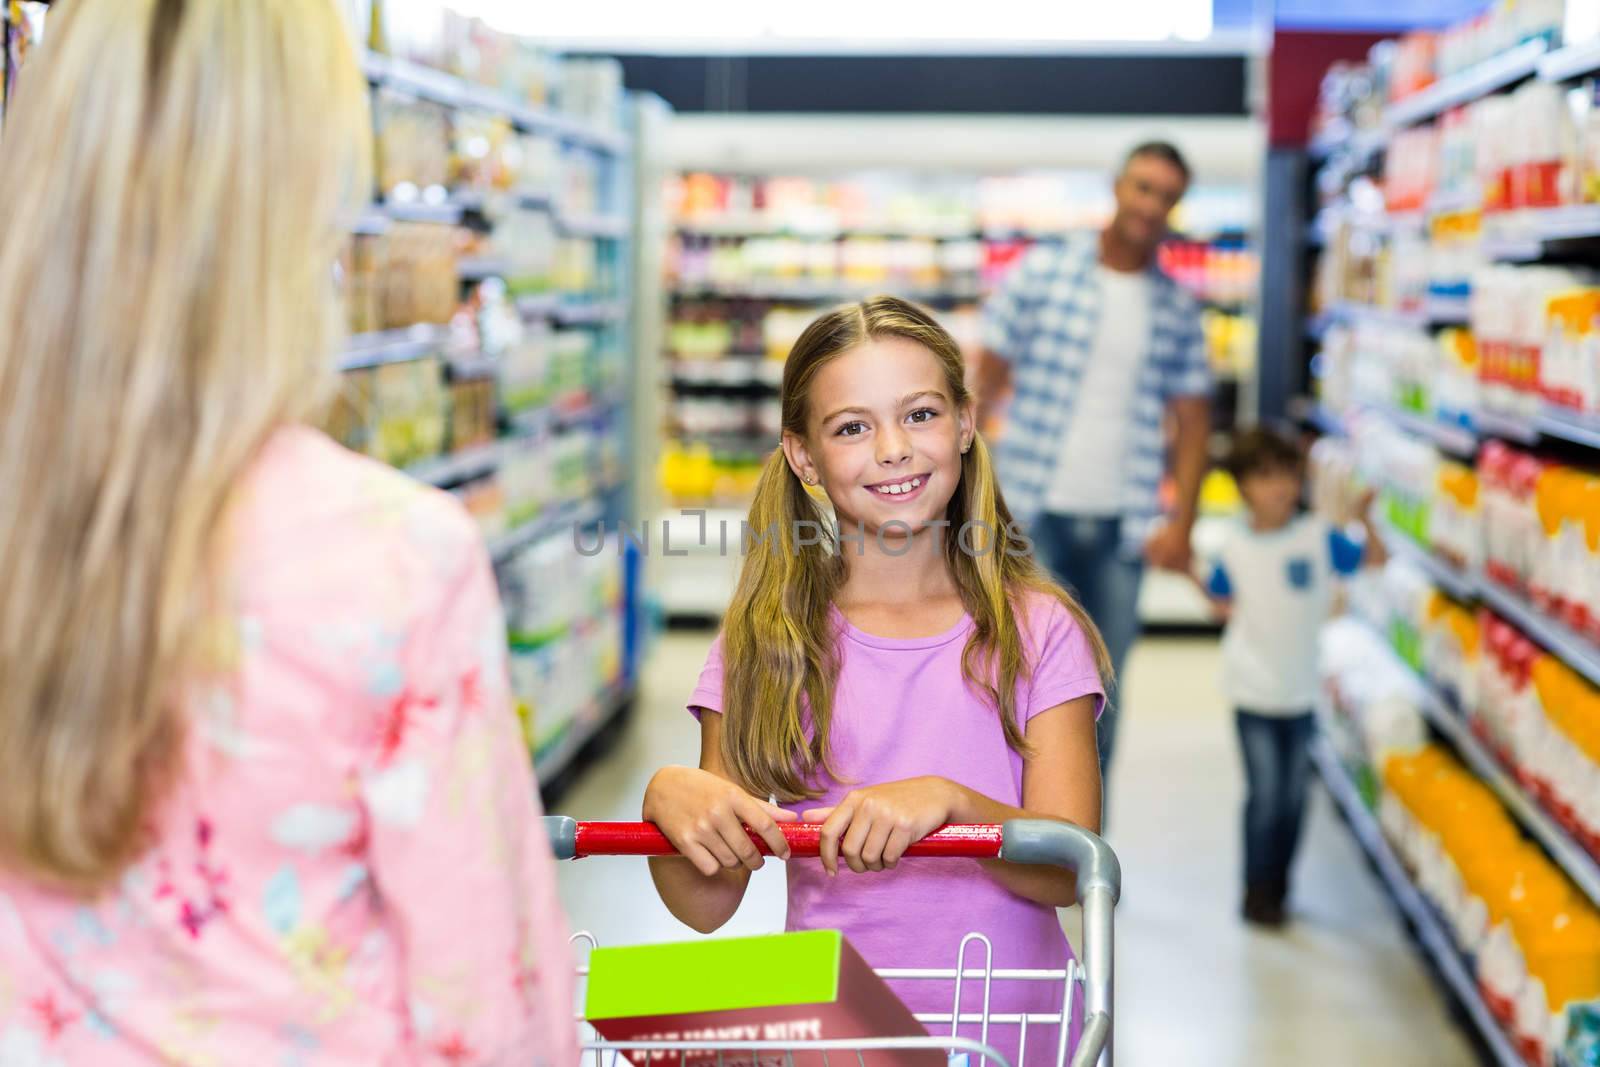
[1208,514,1366,714]
[1043,265,1153,515]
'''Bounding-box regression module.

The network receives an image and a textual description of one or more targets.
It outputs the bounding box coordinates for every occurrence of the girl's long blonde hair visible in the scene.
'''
[720,296,1113,803]
[0,0,372,890]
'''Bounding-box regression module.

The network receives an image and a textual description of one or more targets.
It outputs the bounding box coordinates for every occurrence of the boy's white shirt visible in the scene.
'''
[1211,512,1343,715]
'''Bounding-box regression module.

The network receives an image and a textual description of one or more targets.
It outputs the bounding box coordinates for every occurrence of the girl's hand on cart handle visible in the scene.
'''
[643,765,798,877]
[803,776,958,876]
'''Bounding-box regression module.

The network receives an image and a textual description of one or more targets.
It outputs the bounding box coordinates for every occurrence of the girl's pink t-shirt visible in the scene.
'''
[0,427,576,1067]
[689,591,1105,1063]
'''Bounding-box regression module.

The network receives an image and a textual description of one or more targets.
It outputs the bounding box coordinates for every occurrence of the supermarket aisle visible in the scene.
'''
[554,631,1478,1065]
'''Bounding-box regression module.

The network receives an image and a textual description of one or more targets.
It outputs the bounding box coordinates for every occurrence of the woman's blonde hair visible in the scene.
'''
[720,296,1113,802]
[0,0,372,890]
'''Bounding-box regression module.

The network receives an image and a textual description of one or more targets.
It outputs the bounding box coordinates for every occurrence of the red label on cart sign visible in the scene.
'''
[585,930,940,1066]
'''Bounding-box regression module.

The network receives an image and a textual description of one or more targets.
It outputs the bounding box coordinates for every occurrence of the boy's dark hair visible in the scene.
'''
[1225,426,1303,483]
[1124,140,1191,184]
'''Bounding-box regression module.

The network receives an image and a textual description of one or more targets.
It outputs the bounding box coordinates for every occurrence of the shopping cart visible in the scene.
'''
[546,816,1120,1067]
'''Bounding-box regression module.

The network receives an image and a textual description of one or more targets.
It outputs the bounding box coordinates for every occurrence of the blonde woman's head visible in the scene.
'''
[0,0,372,889]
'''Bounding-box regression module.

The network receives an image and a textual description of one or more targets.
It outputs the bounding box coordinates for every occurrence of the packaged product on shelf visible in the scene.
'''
[343,233,385,335]
[1507,81,1577,213]
[555,58,624,132]
[451,473,507,541]
[1479,616,1600,856]
[1543,287,1600,413]
[374,90,453,201]
[449,112,516,195]
[370,356,448,469]
[510,133,560,202]
[1319,617,1430,773]
[1420,587,1481,709]
[1385,126,1438,215]
[1435,327,1482,428]
[373,0,451,70]
[381,222,463,328]
[500,318,551,413]
[1434,459,1484,574]
[1379,741,1600,1065]
[1154,241,1259,307]
[499,441,553,526]
[472,208,556,296]
[447,377,496,452]
[1473,266,1597,417]
[558,148,604,218]
[1481,441,1552,593]
[1434,108,1479,210]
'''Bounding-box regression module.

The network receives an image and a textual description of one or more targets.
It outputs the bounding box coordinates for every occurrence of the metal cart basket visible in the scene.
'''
[546,817,1120,1067]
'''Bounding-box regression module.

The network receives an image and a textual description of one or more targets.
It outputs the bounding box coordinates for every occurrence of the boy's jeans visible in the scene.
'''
[1235,709,1316,892]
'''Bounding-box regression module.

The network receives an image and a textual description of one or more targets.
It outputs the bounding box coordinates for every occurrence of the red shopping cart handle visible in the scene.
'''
[551,819,1004,860]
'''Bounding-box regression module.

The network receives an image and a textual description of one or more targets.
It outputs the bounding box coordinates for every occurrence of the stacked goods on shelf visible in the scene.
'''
[1315,316,1480,429]
[1473,266,1600,419]
[343,1,639,780]
[1479,442,1600,623]
[370,0,624,135]
[663,170,1256,509]
[1322,617,1600,1067]
[1480,616,1600,858]
[1382,743,1600,1066]
[1310,1,1565,149]
[502,533,626,767]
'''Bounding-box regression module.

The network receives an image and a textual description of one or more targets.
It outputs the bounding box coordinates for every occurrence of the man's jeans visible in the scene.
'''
[1028,513,1144,775]
[1235,710,1315,892]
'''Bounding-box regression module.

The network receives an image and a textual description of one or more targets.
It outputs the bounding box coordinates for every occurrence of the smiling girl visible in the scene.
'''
[642,296,1111,1059]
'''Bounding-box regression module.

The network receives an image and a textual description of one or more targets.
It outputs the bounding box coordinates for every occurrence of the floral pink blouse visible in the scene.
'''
[0,427,577,1066]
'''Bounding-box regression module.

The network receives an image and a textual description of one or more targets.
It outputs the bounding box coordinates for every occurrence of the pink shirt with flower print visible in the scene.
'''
[0,427,576,1067]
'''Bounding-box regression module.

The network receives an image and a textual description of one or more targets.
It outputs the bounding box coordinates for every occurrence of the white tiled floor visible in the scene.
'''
[554,631,1480,1066]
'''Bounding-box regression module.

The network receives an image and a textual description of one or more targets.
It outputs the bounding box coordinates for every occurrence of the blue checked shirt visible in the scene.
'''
[982,232,1212,557]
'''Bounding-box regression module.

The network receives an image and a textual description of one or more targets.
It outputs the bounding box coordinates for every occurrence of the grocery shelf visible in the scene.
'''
[381,198,468,226]
[510,392,623,437]
[676,218,979,240]
[534,678,634,784]
[516,292,563,318]
[1310,735,1531,1067]
[1536,405,1600,449]
[670,359,784,388]
[337,324,452,371]
[458,258,512,282]
[552,300,628,326]
[489,497,605,565]
[1470,407,1542,445]
[671,283,983,304]
[1481,234,1547,263]
[1538,38,1600,83]
[1476,578,1600,690]
[362,52,627,155]
[403,441,501,488]
[1352,616,1600,906]
[1383,406,1478,460]
[555,212,631,239]
[1423,296,1471,326]
[1385,38,1548,129]
[1375,522,1478,603]
[1302,402,1346,438]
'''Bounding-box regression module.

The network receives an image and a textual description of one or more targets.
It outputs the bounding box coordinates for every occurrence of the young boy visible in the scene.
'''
[1203,427,1385,927]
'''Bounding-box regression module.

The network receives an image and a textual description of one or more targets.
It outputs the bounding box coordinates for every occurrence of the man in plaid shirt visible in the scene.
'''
[977,142,1213,791]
